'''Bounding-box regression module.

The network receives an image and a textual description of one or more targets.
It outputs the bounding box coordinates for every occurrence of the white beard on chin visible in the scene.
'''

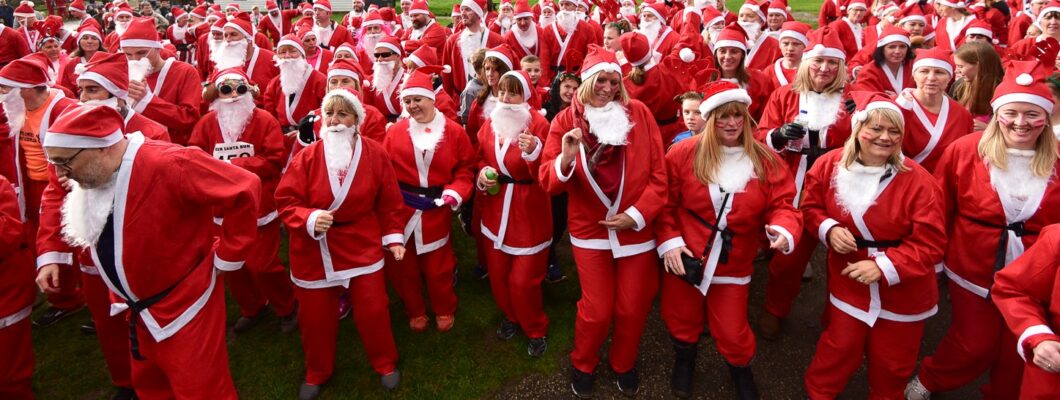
[409,112,446,152]
[585,102,632,146]
[210,94,256,143]
[173,25,188,41]
[716,146,755,192]
[990,149,1050,221]
[114,21,130,36]
[322,123,357,176]
[832,162,888,216]
[60,179,117,248]
[127,57,153,82]
[539,15,555,26]
[211,39,249,70]
[1,89,26,136]
[639,20,662,44]
[82,97,120,110]
[489,102,531,141]
[276,57,311,95]
[620,6,635,16]
[557,11,578,33]
[372,61,397,92]
[695,0,715,8]
[514,25,538,49]
[499,16,512,30]
[739,21,761,41]
[803,91,843,131]
[208,38,223,53]
[361,33,382,53]
[481,95,498,120]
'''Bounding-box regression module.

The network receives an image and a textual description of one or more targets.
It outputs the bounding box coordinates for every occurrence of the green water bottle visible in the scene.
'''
[484,169,499,195]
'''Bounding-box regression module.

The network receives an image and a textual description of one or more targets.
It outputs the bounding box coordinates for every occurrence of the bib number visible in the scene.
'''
[213,142,255,161]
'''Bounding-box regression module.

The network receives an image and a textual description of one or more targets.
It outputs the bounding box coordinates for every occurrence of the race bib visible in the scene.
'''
[213,142,255,161]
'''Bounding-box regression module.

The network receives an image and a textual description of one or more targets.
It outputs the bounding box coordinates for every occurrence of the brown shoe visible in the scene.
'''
[436,315,455,332]
[757,312,783,341]
[409,316,428,332]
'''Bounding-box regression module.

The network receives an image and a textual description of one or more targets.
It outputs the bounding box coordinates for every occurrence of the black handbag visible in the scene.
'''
[677,192,732,286]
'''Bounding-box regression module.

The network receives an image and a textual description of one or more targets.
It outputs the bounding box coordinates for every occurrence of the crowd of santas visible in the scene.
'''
[1,0,1060,399]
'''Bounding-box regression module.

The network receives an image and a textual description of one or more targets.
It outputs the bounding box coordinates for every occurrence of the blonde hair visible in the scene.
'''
[791,57,848,94]
[693,101,776,185]
[977,117,1059,177]
[577,71,630,105]
[322,94,361,122]
[840,108,910,172]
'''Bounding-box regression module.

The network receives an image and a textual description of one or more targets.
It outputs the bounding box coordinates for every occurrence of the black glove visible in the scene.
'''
[844,98,857,114]
[771,123,807,150]
[297,114,319,145]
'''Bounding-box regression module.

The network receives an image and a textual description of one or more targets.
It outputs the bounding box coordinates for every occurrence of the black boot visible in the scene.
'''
[728,363,760,400]
[671,337,698,398]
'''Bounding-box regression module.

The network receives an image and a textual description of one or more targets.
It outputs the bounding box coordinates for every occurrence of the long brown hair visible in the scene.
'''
[476,57,512,104]
[953,42,1003,116]
[692,101,776,185]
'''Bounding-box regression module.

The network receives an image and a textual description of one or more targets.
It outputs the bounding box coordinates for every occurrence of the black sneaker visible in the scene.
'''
[546,264,567,283]
[616,368,640,397]
[496,320,518,340]
[80,318,96,335]
[472,264,489,280]
[111,387,137,400]
[33,305,85,327]
[570,368,595,398]
[528,337,547,357]
[232,306,269,334]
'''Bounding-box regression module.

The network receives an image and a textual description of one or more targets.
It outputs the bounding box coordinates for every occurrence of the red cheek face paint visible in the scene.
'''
[998,114,1048,130]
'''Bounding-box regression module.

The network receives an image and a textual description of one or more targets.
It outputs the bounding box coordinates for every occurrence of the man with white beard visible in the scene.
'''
[13,2,40,51]
[166,8,195,64]
[102,3,135,52]
[639,3,680,66]
[258,0,299,47]
[311,0,353,51]
[441,0,504,98]
[38,104,259,399]
[193,13,225,76]
[365,36,408,121]
[399,0,447,57]
[489,0,517,35]
[620,0,637,17]
[737,0,782,70]
[211,12,280,106]
[120,17,202,145]
[503,0,551,80]
[538,3,557,27]
[188,67,298,336]
[264,34,327,134]
[540,0,597,76]
[78,52,170,142]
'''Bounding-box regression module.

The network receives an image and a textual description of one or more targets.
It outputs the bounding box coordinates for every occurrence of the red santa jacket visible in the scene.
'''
[1009,13,1034,48]
[258,10,300,46]
[243,47,281,96]
[896,94,974,172]
[365,69,405,120]
[188,108,285,225]
[933,132,1060,299]
[307,48,334,74]
[850,60,915,95]
[316,21,353,51]
[441,28,504,98]
[803,150,946,326]
[402,20,449,57]
[0,25,32,67]
[166,24,195,64]
[624,63,686,146]
[503,26,553,83]
[476,112,553,253]
[741,69,773,120]
[993,224,1060,363]
[538,100,668,258]
[828,18,865,59]
[103,31,120,53]
[656,140,801,291]
[539,21,595,74]
[382,113,476,254]
[766,59,797,89]
[0,174,32,325]
[57,55,90,96]
[124,110,171,142]
[818,0,846,28]
[264,68,328,128]
[130,58,202,146]
[745,34,782,72]
[935,14,978,51]
[277,135,405,287]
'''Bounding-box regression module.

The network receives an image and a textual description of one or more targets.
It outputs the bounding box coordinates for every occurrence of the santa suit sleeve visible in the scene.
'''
[176,149,261,269]
[360,106,389,143]
[373,146,407,245]
[230,112,285,182]
[992,225,1060,361]
[874,167,948,287]
[625,103,670,230]
[931,140,961,230]
[654,142,690,253]
[539,109,575,195]
[762,154,803,252]
[755,89,791,148]
[800,154,838,245]
[443,122,478,207]
[35,168,74,267]
[0,175,21,257]
[274,148,318,237]
[134,65,203,138]
[263,78,282,122]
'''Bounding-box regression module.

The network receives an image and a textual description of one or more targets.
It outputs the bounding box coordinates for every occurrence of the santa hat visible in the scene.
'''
[409,0,431,16]
[225,3,240,12]
[314,0,332,12]
[461,0,487,20]
[299,2,314,15]
[401,65,446,100]
[991,60,1056,112]
[335,43,359,61]
[322,88,366,128]
[964,19,994,39]
[1040,0,1060,24]
[850,91,903,127]
[379,7,398,23]
[375,36,403,56]
[714,25,749,52]
[768,0,790,17]
[191,5,208,19]
[43,105,124,149]
[911,48,954,76]
[408,43,447,70]
[328,58,366,82]
[362,10,384,27]
[803,26,846,61]
[500,70,540,108]
[120,18,162,49]
[77,26,103,42]
[485,44,518,70]
[277,33,306,57]
[896,3,926,25]
[875,25,910,48]
[702,6,725,28]
[0,57,50,88]
[515,0,534,19]
[224,12,255,40]
[619,32,652,67]
[113,3,135,17]
[77,52,129,99]
[934,0,967,9]
[172,7,187,21]
[210,4,223,13]
[640,2,668,21]
[451,4,461,16]
[499,0,514,10]
[210,66,252,87]
[778,21,810,46]
[579,45,622,81]
[13,3,34,17]
[211,16,226,33]
[266,0,279,11]
[698,80,752,116]
[69,0,86,13]
[845,0,868,11]
[739,0,768,22]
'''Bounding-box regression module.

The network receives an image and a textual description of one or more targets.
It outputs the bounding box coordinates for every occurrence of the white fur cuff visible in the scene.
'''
[874,252,900,286]
[656,236,686,258]
[307,209,327,240]
[624,206,646,231]
[766,225,796,255]
[818,218,840,245]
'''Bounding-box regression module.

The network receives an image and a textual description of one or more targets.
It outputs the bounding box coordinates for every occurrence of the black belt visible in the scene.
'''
[398,182,443,198]
[657,116,679,126]
[797,129,825,167]
[497,174,534,185]
[966,216,1038,272]
[686,192,734,264]
[855,237,902,249]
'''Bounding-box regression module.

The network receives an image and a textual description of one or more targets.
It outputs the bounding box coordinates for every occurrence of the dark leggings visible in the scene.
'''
[547,193,569,266]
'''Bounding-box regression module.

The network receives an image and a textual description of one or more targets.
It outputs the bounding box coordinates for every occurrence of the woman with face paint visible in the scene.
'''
[907,58,1060,400]
[755,27,854,340]
[802,92,946,400]
[849,25,916,96]
[894,48,975,172]
[657,81,801,399]
[711,26,770,120]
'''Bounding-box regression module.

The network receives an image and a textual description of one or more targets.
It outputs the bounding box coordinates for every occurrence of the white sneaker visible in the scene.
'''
[905,376,931,400]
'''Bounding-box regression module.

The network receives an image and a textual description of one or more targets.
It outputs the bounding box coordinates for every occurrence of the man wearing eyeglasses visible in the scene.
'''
[37,104,260,399]
[366,36,407,121]
[258,0,298,47]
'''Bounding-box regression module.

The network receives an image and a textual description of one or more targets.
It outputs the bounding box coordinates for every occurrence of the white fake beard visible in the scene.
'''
[313,24,333,45]
[409,111,446,152]
[322,123,356,176]
[127,57,153,82]
[82,97,119,110]
[557,11,579,33]
[210,94,256,143]
[60,179,117,248]
[458,29,486,59]
[716,146,755,193]
[514,24,538,48]
[372,60,397,92]
[499,16,512,30]
[620,6,635,17]
[173,24,188,41]
[490,102,531,141]
[803,91,843,131]
[990,149,1050,221]
[208,37,223,53]
[539,14,555,26]
[276,57,311,95]
[584,102,631,146]
[114,21,130,36]
[832,162,887,216]
[639,20,662,44]
[211,39,248,70]
[481,95,498,120]
[1,89,26,136]
[361,33,383,53]
[739,21,761,41]
[1053,124,1060,140]
[695,0,715,8]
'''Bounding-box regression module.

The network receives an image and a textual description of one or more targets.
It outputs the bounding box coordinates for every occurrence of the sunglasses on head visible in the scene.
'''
[218,82,249,95]
[373,51,396,59]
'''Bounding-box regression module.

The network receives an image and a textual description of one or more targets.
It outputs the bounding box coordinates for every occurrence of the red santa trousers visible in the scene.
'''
[1019,362,1060,399]
[764,233,819,317]
[569,248,659,374]
[0,317,33,399]
[805,305,925,400]
[129,281,237,400]
[294,271,398,385]
[660,274,755,366]
[25,178,82,310]
[917,283,1023,400]
[385,241,457,319]
[82,272,132,388]
[483,246,549,338]
[225,221,296,318]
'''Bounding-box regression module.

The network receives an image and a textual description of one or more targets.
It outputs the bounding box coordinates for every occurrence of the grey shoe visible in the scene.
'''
[528,337,547,357]
[496,320,518,340]
[279,304,299,334]
[232,307,268,334]
[381,370,401,390]
[905,376,931,400]
[298,383,320,400]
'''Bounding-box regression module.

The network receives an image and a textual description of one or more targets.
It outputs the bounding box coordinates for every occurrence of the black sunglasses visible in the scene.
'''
[218,83,249,95]
[373,51,396,59]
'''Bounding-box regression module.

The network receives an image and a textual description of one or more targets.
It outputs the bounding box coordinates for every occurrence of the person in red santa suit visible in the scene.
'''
[475,70,552,357]
[354,11,394,75]
[293,59,390,153]
[1009,0,1047,47]
[539,0,597,76]
[1009,2,1060,61]
[657,81,801,399]
[906,58,1060,400]
[934,0,979,51]
[617,32,690,146]
[277,89,405,400]
[78,52,170,142]
[755,28,855,339]
[466,44,518,145]
[309,0,352,51]
[736,0,782,71]
[36,104,260,399]
[489,0,516,35]
[365,36,408,122]
[637,3,680,66]
[264,34,327,134]
[505,0,553,80]
[894,48,975,172]
[258,0,300,46]
[167,8,196,65]
[818,0,846,27]
[103,3,135,53]
[57,26,103,96]
[194,14,225,79]
[211,12,280,99]
[402,0,449,58]
[0,17,31,68]
[767,21,809,89]
[992,224,1060,399]
[382,68,475,333]
[711,26,770,119]
[802,92,946,399]
[442,0,504,98]
[188,68,298,335]
[68,0,100,32]
[827,0,868,58]
[0,57,82,327]
[0,173,29,399]
[297,29,334,75]
[120,17,203,146]
[538,45,667,398]
[849,26,916,95]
